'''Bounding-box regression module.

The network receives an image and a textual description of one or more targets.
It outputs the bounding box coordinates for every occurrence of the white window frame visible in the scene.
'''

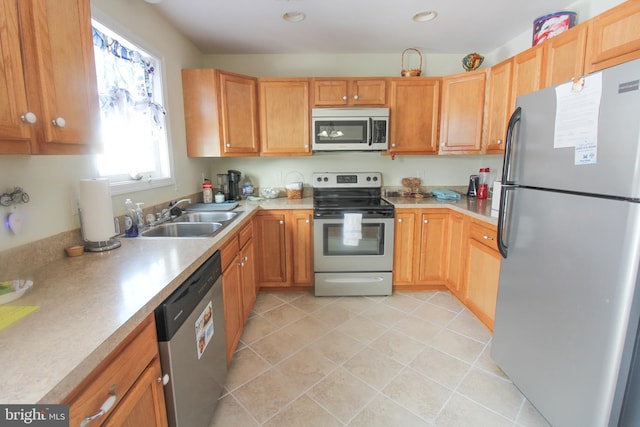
[91,8,175,196]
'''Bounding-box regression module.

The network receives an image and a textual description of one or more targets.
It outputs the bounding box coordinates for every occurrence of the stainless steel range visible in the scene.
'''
[313,172,394,296]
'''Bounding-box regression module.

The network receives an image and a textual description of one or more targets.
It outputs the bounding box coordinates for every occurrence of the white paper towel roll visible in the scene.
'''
[79,178,116,242]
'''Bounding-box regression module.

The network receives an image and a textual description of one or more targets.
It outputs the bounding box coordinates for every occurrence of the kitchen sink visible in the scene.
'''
[141,222,223,238]
[172,211,239,223]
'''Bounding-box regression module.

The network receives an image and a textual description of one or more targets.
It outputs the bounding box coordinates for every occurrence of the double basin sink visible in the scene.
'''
[141,211,240,238]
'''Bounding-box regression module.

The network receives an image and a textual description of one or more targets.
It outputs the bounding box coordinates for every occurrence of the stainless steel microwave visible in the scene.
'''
[311,108,389,152]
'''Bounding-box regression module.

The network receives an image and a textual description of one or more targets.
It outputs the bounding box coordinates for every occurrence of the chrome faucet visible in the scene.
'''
[169,198,192,216]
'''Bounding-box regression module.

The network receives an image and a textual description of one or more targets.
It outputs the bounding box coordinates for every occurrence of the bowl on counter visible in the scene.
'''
[260,187,280,199]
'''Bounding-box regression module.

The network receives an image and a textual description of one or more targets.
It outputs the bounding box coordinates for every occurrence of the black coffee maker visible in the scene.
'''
[227,170,242,201]
[467,174,479,197]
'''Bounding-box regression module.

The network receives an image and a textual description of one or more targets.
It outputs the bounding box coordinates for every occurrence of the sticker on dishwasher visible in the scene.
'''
[195,301,214,359]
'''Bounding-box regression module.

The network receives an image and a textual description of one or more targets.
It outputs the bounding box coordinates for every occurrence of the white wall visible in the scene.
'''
[0,0,205,251]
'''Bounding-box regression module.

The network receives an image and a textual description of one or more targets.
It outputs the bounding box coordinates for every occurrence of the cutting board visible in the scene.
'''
[188,202,238,211]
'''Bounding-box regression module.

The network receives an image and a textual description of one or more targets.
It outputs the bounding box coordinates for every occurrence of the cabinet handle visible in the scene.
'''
[342,95,347,101]
[496,139,503,145]
[353,95,359,100]
[20,112,37,124]
[226,143,231,147]
[51,117,66,128]
[398,218,403,223]
[158,374,170,385]
[482,234,495,241]
[305,219,310,223]
[304,144,309,149]
[424,219,429,224]
[242,256,248,261]
[391,143,396,148]
[279,220,284,225]
[239,262,245,267]
[80,393,116,427]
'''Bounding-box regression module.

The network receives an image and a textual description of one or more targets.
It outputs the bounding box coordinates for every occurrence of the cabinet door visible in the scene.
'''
[392,210,417,286]
[222,255,243,364]
[389,78,440,155]
[586,1,640,73]
[446,212,467,299]
[19,0,100,154]
[465,221,500,330]
[259,79,310,155]
[484,60,513,154]
[439,70,486,154]
[313,79,348,106]
[219,71,260,155]
[240,238,256,321]
[103,358,168,427]
[417,212,448,284]
[350,79,387,105]
[0,0,31,153]
[255,212,287,286]
[290,210,313,286]
[511,45,545,99]
[544,23,588,88]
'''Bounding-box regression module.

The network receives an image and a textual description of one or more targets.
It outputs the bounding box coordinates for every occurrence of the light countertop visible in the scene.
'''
[0,195,495,404]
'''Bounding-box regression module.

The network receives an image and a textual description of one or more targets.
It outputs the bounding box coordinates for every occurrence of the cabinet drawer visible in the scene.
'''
[66,316,158,427]
[469,222,498,252]
[221,236,240,271]
[239,222,253,248]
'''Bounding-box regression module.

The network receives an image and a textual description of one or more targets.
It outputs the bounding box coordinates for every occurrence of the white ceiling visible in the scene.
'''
[149,0,579,55]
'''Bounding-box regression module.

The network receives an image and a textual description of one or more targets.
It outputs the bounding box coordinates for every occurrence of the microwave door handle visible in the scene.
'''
[368,118,373,146]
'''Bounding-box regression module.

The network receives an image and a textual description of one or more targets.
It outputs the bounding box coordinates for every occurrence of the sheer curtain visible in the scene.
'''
[92,26,167,179]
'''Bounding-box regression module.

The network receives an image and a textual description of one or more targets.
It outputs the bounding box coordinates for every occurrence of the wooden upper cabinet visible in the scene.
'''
[439,69,486,154]
[20,0,100,154]
[182,69,259,157]
[0,0,31,154]
[484,60,513,154]
[544,22,588,87]
[312,78,387,106]
[258,78,310,156]
[0,0,100,155]
[388,78,440,155]
[512,44,545,99]
[586,0,640,73]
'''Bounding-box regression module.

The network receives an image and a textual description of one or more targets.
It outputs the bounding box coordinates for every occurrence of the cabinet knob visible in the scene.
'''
[226,143,231,147]
[51,117,66,128]
[80,393,116,427]
[279,220,284,224]
[391,143,396,148]
[496,139,503,145]
[482,235,495,241]
[242,256,248,261]
[20,112,37,124]
[305,219,310,223]
[239,262,245,267]
[304,144,309,149]
[353,95,359,100]
[424,219,429,224]
[342,95,347,101]
[398,218,403,223]
[158,374,170,385]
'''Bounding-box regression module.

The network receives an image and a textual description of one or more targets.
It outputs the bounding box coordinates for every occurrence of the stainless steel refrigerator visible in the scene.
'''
[493,58,640,427]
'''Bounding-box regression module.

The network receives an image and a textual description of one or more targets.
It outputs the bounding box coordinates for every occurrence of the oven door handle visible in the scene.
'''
[323,276,385,283]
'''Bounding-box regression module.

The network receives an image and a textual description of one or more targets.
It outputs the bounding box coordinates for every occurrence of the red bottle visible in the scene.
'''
[478,168,490,199]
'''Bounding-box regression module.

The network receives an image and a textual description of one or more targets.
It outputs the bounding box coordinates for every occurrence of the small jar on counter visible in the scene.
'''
[203,179,213,203]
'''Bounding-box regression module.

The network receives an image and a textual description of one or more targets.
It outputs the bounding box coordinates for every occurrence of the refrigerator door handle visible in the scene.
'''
[502,107,522,184]
[497,184,512,258]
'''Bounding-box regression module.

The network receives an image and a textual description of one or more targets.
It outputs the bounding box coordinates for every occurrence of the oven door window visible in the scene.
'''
[315,120,367,144]
[323,223,385,255]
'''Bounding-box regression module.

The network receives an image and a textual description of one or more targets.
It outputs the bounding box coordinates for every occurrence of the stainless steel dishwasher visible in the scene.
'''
[155,250,227,427]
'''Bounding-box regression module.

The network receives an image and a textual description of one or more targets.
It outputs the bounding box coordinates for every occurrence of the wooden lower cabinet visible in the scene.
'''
[255,209,313,288]
[221,221,257,364]
[463,220,501,331]
[65,315,168,427]
[393,209,449,288]
[445,211,468,300]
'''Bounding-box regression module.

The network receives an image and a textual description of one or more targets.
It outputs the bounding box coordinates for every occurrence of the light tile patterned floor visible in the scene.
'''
[210,291,551,427]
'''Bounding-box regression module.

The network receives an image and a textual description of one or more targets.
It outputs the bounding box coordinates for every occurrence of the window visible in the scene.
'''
[91,19,173,194]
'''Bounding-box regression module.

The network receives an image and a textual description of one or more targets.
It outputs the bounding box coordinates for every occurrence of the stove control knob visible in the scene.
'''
[373,176,378,181]
[316,176,322,182]
[323,177,328,182]
[366,176,371,181]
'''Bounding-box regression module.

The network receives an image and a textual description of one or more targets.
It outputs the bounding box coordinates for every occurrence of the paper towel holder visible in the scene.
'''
[78,208,121,252]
